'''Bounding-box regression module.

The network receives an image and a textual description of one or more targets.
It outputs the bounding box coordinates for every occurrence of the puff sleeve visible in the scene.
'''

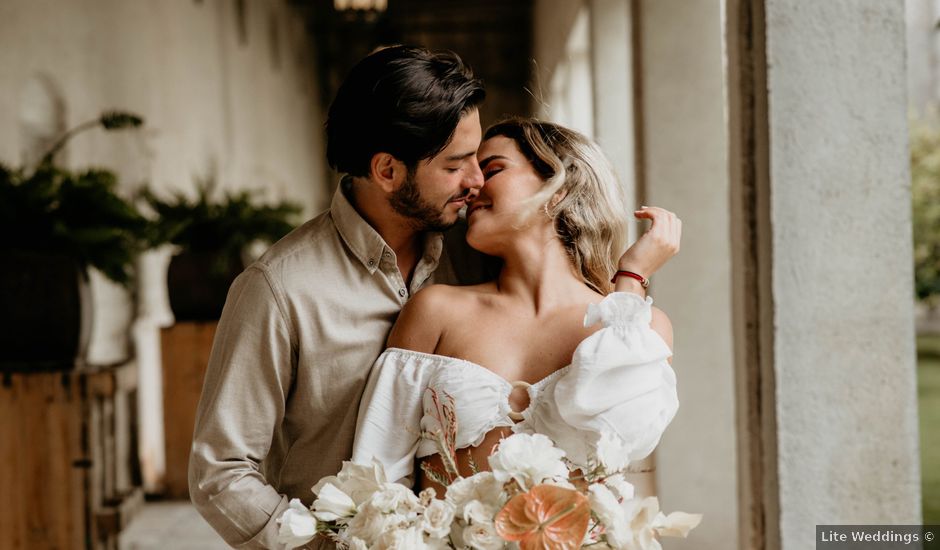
[352,351,433,486]
[552,292,678,465]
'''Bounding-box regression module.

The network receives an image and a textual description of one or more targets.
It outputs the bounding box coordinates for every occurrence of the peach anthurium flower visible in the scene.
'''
[494,484,591,550]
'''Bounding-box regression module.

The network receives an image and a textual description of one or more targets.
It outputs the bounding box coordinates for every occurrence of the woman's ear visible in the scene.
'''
[369,152,407,193]
[549,189,568,209]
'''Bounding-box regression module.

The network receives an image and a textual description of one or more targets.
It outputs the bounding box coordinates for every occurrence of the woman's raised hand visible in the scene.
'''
[618,206,681,279]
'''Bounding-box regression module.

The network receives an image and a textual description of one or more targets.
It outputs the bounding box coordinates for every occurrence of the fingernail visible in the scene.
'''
[640,205,648,208]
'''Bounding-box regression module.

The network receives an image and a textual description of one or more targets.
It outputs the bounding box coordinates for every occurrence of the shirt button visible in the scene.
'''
[384,252,391,258]
[398,288,406,297]
[368,259,375,267]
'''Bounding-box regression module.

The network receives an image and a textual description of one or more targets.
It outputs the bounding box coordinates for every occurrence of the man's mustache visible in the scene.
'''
[450,189,475,202]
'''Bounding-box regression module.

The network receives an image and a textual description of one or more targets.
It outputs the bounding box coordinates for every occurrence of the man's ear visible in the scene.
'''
[369,152,407,193]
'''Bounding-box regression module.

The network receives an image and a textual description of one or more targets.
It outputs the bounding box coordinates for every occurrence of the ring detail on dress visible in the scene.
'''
[508,380,533,421]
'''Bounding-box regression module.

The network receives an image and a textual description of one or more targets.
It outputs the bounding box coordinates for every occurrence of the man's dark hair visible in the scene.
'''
[326,46,485,177]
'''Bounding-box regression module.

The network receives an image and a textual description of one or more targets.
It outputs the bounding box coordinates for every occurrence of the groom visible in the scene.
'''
[188,46,490,548]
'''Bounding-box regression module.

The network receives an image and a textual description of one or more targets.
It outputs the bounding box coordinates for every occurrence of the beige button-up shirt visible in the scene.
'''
[189,185,491,548]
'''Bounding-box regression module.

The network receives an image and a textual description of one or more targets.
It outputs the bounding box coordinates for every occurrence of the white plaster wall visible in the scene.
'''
[532,0,586,111]
[0,0,328,490]
[589,0,639,242]
[546,8,595,138]
[636,1,738,548]
[763,0,921,546]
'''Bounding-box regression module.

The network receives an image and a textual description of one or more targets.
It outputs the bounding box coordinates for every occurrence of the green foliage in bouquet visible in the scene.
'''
[141,178,303,264]
[0,111,149,285]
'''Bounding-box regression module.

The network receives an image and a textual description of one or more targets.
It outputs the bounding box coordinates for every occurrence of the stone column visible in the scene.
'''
[726,0,921,548]
[589,0,640,241]
[634,1,739,548]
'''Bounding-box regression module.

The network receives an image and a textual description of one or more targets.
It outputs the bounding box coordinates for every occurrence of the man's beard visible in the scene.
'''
[388,171,461,232]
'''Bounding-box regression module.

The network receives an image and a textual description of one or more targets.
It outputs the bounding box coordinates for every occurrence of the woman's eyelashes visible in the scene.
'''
[483,167,503,180]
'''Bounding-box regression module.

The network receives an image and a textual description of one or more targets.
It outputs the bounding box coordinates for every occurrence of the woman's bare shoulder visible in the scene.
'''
[650,304,674,363]
[386,283,496,352]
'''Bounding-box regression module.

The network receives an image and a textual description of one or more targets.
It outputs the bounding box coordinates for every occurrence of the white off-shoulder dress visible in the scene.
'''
[351,292,679,485]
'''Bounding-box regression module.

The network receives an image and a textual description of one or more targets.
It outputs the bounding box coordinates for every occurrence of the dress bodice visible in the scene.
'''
[351,292,678,485]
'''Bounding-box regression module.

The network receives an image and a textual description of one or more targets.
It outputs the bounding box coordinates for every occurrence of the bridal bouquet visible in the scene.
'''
[277,393,701,549]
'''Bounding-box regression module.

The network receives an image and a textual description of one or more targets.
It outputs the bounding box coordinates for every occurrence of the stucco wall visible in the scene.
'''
[763,0,921,546]
[0,0,328,489]
[532,0,586,112]
[636,1,738,548]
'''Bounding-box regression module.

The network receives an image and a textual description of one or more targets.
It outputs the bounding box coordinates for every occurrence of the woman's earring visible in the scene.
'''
[543,202,552,217]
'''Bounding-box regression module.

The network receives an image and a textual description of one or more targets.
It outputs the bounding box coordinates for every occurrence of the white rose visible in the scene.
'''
[421,499,455,539]
[595,431,634,473]
[461,521,504,550]
[445,472,504,516]
[462,500,496,525]
[312,482,357,522]
[488,433,568,489]
[312,460,387,506]
[346,536,368,550]
[276,499,318,549]
[344,502,389,546]
[372,526,428,550]
[370,482,422,515]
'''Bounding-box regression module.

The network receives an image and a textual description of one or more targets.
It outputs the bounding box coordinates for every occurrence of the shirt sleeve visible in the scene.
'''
[553,292,679,464]
[188,265,295,549]
[352,351,431,486]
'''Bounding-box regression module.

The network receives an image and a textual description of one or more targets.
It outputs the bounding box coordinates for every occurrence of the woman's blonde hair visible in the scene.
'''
[484,118,630,294]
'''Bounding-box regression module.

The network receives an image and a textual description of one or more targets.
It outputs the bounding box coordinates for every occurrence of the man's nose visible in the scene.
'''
[463,162,484,193]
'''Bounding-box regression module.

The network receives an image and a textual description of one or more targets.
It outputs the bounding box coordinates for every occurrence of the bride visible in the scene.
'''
[352,117,682,491]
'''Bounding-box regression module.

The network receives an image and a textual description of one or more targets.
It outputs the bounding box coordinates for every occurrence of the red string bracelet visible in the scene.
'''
[611,270,650,288]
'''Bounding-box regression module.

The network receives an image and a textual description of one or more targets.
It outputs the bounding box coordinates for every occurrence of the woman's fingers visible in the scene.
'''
[634,206,681,254]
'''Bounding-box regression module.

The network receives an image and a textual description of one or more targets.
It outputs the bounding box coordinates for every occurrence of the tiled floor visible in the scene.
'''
[119,500,230,550]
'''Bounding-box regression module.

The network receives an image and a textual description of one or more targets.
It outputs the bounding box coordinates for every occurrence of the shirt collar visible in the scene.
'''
[330,179,445,275]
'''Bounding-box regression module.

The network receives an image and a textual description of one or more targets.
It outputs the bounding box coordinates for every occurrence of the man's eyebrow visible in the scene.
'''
[444,151,477,161]
[479,155,509,169]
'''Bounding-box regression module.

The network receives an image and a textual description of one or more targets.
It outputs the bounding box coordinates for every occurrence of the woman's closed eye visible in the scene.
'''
[483,168,503,180]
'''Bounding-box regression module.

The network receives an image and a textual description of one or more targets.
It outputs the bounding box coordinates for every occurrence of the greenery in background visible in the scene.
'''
[911,114,940,306]
[912,112,940,524]
[0,111,148,285]
[919,334,940,524]
[141,178,303,269]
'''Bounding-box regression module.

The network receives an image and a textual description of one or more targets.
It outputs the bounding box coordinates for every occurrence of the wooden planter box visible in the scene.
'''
[160,322,217,499]
[0,361,143,549]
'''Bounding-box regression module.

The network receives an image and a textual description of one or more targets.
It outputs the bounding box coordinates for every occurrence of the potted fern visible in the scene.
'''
[0,111,148,370]
[142,180,302,321]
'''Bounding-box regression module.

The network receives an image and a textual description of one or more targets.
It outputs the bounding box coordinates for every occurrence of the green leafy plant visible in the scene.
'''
[910,112,940,306]
[0,111,148,285]
[141,178,303,268]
